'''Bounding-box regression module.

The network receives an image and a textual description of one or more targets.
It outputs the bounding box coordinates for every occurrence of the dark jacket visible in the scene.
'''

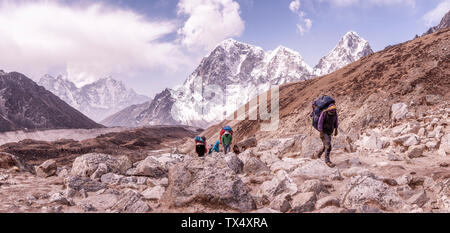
[318,105,338,135]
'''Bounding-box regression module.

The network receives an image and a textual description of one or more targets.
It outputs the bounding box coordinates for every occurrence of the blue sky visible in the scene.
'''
[0,0,448,97]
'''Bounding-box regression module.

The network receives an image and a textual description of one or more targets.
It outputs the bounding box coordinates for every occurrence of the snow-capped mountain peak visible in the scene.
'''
[103,34,373,128]
[39,75,149,122]
[314,31,373,76]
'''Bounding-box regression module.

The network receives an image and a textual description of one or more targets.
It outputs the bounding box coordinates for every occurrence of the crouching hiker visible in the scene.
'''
[220,126,233,154]
[195,136,207,157]
[311,95,338,168]
[209,141,220,154]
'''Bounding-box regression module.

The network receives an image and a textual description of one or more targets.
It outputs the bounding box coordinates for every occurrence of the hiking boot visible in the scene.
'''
[325,161,336,168]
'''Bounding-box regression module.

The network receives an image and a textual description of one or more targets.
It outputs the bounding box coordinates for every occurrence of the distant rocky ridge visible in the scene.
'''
[103,32,373,128]
[423,10,450,36]
[39,75,149,122]
[0,71,102,132]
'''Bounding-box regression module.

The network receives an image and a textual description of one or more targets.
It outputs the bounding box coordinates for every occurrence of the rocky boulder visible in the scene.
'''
[291,192,317,213]
[0,152,33,172]
[391,103,408,121]
[301,136,323,158]
[35,159,57,178]
[291,159,342,180]
[393,134,419,147]
[71,153,132,178]
[110,190,151,213]
[64,175,107,193]
[164,154,256,212]
[224,154,244,174]
[407,145,425,158]
[133,156,168,178]
[233,137,257,154]
[341,175,404,211]
[244,157,270,175]
[438,134,450,156]
[258,171,298,200]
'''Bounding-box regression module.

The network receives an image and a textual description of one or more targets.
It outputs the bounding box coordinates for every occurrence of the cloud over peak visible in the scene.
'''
[176,0,245,51]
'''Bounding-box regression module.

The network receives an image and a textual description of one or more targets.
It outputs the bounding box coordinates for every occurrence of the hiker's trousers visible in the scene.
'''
[319,132,332,162]
[224,144,231,154]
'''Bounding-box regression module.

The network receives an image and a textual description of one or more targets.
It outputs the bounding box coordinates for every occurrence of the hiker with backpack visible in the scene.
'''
[195,136,207,157]
[311,95,338,168]
[208,141,220,154]
[220,126,233,154]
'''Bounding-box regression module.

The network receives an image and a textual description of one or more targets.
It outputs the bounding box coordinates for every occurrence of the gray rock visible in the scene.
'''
[91,163,108,180]
[141,186,165,200]
[393,134,419,147]
[391,103,408,121]
[301,136,323,158]
[64,175,107,192]
[71,153,132,177]
[49,192,73,206]
[78,194,118,211]
[269,193,291,213]
[233,137,257,154]
[164,155,256,212]
[291,192,317,213]
[407,145,425,158]
[100,173,124,185]
[341,175,404,211]
[291,159,342,180]
[316,196,340,209]
[224,154,244,174]
[258,171,298,199]
[80,203,97,212]
[35,159,57,178]
[298,179,328,195]
[243,157,270,175]
[425,140,438,150]
[407,190,429,207]
[111,190,151,213]
[342,167,375,178]
[134,156,168,178]
[387,153,402,161]
[438,134,450,156]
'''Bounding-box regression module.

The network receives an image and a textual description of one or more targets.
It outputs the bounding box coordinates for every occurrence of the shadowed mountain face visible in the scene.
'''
[197,28,450,147]
[0,71,103,132]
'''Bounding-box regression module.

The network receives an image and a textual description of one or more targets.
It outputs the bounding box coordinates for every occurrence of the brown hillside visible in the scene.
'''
[185,28,449,151]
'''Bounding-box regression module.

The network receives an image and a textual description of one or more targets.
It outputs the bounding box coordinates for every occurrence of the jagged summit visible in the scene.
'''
[314,31,373,76]
[423,10,450,36]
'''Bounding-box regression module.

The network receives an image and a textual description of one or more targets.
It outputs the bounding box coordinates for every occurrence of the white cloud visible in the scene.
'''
[177,0,245,51]
[289,0,301,12]
[0,0,190,87]
[320,0,416,7]
[423,0,450,26]
[289,0,312,35]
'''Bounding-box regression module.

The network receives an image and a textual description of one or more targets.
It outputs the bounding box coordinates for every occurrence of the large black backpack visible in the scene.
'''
[311,95,335,130]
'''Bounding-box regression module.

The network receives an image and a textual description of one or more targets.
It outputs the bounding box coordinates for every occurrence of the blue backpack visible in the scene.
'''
[311,96,335,130]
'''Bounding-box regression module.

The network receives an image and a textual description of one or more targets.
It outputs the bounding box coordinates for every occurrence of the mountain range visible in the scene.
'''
[0,71,102,132]
[39,76,149,122]
[102,31,373,128]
